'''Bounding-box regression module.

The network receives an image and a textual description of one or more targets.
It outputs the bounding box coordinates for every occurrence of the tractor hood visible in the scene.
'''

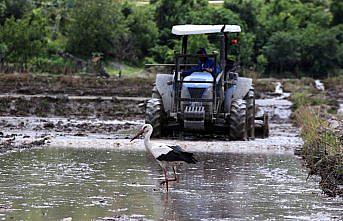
[182,72,213,99]
[183,72,213,88]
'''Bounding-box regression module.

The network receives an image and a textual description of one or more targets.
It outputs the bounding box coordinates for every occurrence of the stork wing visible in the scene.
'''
[156,145,198,164]
[167,145,185,153]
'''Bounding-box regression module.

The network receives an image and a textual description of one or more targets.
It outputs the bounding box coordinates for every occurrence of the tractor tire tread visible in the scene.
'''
[245,89,255,139]
[145,98,164,137]
[229,99,247,140]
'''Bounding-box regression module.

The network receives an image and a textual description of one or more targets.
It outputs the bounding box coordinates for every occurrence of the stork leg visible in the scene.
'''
[162,168,169,191]
[160,166,178,188]
[172,166,178,182]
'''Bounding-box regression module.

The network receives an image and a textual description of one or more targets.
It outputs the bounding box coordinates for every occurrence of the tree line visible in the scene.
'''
[0,0,342,77]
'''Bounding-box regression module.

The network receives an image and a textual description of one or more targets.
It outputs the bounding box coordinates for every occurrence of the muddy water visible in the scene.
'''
[0,89,342,220]
[0,148,342,221]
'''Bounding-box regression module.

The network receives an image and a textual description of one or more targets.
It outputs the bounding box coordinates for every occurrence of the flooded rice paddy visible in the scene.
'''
[0,90,342,220]
[0,148,342,221]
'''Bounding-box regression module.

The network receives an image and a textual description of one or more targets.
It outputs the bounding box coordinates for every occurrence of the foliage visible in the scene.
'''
[0,9,48,65]
[155,0,208,45]
[330,0,343,26]
[291,92,330,110]
[224,0,262,32]
[263,31,301,73]
[120,3,158,64]
[0,0,341,76]
[323,75,343,91]
[0,0,32,25]
[65,0,126,58]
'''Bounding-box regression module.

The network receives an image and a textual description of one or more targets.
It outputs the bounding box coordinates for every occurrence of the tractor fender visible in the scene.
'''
[233,77,253,99]
[155,74,174,113]
[223,85,236,113]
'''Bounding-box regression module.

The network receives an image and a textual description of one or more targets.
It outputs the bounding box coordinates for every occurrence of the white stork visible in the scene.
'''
[130,124,198,191]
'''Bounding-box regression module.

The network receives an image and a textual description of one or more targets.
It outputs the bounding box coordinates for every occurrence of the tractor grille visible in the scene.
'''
[188,88,206,99]
[184,105,205,120]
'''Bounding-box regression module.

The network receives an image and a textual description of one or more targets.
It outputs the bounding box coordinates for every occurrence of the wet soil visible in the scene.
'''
[0,74,154,97]
[0,133,49,154]
[0,90,298,154]
[0,78,342,220]
[0,95,146,118]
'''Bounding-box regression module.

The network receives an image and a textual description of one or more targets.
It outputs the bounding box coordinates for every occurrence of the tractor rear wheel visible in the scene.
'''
[229,99,247,141]
[245,89,255,139]
[145,98,165,137]
[262,112,269,138]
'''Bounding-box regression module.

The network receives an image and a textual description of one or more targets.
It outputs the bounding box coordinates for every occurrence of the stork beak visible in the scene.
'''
[130,129,144,142]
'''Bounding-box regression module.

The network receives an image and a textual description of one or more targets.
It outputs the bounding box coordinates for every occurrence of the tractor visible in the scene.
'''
[145,25,268,140]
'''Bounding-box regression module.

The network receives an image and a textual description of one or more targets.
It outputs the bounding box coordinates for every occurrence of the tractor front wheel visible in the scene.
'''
[145,98,165,137]
[229,99,247,141]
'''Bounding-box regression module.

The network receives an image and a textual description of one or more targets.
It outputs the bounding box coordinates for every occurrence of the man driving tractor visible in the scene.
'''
[182,48,221,77]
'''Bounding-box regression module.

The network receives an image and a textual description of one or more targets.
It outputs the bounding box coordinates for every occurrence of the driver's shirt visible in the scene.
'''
[182,58,221,76]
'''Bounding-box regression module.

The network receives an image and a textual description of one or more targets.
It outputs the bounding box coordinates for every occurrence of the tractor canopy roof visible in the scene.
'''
[172,25,241,36]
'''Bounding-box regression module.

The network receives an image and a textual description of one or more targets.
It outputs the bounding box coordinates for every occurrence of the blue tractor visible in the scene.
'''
[146,25,268,140]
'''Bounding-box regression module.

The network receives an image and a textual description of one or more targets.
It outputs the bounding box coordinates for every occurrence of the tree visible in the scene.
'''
[155,0,208,46]
[0,0,32,25]
[224,0,263,32]
[330,0,343,26]
[0,9,48,67]
[65,0,127,59]
[121,4,158,64]
[262,31,301,73]
[0,1,5,17]
[299,24,342,76]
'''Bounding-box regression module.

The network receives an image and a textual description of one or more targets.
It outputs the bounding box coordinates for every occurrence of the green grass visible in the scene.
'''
[323,75,343,91]
[291,92,328,110]
[292,79,343,196]
[105,63,145,77]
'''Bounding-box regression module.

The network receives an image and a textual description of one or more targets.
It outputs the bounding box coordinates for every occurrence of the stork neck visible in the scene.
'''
[144,129,153,148]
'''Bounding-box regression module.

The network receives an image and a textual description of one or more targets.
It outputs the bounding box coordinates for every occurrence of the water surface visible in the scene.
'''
[0,148,341,220]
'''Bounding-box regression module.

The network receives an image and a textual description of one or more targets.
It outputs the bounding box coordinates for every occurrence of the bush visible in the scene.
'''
[291,91,331,110]
[294,105,342,167]
[0,9,48,66]
[0,0,32,25]
[66,0,127,59]
[121,3,158,64]
[29,56,76,74]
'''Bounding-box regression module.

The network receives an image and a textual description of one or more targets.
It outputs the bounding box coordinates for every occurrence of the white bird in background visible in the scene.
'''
[130,124,198,191]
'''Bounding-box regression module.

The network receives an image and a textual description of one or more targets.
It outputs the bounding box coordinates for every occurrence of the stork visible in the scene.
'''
[130,124,198,191]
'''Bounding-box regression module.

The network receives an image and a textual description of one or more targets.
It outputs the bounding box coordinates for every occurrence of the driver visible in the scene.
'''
[182,48,221,77]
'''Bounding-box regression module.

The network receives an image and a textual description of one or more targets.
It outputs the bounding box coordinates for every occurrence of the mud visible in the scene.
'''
[0,79,342,220]
[0,132,49,154]
[0,95,145,118]
[0,86,297,153]
[0,74,154,97]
